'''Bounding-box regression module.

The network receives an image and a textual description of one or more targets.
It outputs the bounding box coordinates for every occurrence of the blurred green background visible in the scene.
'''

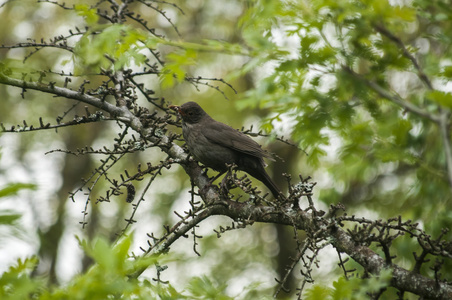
[1,0,451,298]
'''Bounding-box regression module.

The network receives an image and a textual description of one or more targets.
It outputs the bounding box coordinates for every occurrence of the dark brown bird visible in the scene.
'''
[170,101,282,198]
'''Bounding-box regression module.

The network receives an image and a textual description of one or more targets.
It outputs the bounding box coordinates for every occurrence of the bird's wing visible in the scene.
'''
[201,121,274,160]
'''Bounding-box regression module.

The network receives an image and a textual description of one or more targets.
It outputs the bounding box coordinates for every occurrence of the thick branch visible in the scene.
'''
[332,225,452,299]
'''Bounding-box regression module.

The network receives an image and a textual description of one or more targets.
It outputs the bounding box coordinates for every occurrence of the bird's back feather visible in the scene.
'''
[201,120,274,161]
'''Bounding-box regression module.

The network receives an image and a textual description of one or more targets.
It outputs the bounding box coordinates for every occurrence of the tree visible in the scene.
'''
[1,0,452,299]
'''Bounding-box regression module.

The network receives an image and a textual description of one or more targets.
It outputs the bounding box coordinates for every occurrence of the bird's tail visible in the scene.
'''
[248,165,284,199]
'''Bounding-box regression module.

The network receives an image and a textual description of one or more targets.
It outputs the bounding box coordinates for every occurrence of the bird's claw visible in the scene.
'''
[219,175,236,196]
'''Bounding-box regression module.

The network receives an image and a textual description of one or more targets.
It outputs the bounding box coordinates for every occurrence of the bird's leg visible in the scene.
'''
[219,170,232,195]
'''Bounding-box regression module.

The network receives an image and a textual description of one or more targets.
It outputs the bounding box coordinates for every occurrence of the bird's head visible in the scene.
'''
[169,102,207,124]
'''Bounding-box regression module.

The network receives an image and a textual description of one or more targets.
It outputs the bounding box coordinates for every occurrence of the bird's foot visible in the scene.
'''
[219,175,237,196]
[219,181,229,196]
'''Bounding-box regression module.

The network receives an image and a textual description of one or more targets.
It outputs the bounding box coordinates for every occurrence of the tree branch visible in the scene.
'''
[332,224,452,299]
[0,70,147,130]
[439,109,452,188]
[374,25,433,90]
[343,66,452,188]
[343,66,440,123]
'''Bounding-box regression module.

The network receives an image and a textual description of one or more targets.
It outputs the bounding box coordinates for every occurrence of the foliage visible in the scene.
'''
[0,256,43,300]
[236,0,452,224]
[0,183,36,198]
[1,0,452,299]
[305,269,393,300]
[0,183,35,226]
[0,234,278,300]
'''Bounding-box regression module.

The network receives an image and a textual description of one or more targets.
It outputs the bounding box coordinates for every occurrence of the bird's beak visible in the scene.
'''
[169,105,180,113]
[169,105,184,117]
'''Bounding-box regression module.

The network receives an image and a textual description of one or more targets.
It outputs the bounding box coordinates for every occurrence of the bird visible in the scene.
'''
[169,101,283,199]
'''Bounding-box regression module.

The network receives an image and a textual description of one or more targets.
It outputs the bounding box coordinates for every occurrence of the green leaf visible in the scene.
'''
[0,257,43,299]
[331,277,355,299]
[427,90,452,109]
[74,25,147,73]
[440,66,452,78]
[186,276,231,300]
[393,6,416,21]
[74,4,99,25]
[0,211,21,225]
[0,183,37,198]
[159,49,197,88]
[304,284,332,300]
